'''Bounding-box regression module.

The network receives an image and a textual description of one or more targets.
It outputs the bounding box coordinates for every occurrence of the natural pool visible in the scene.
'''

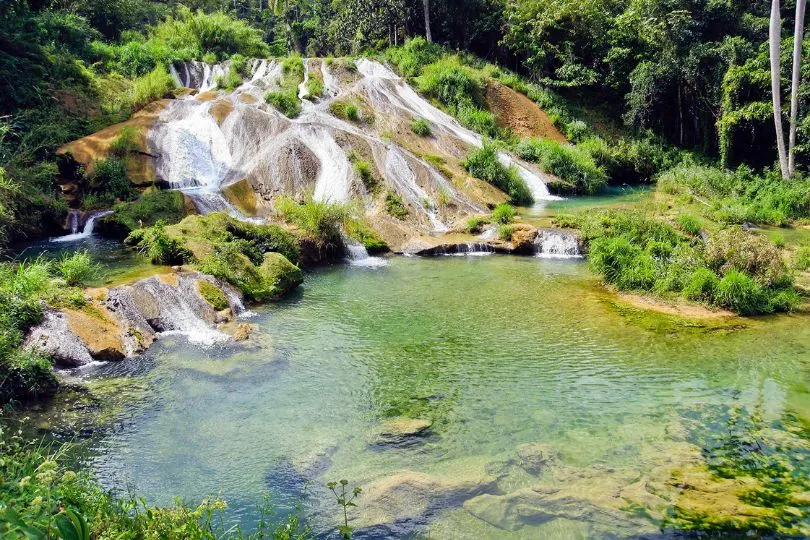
[45,254,810,538]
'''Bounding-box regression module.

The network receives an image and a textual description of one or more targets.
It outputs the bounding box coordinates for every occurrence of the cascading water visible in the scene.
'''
[534,229,582,259]
[383,147,447,232]
[51,210,113,243]
[343,237,388,267]
[321,62,340,96]
[67,210,80,234]
[298,60,310,100]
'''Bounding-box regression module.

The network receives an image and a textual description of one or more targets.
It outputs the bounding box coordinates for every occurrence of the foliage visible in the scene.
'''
[384,191,408,220]
[327,480,362,540]
[265,89,302,118]
[491,203,516,224]
[515,138,606,194]
[462,144,532,205]
[386,36,440,78]
[306,74,324,99]
[126,221,191,265]
[198,247,301,302]
[350,156,378,192]
[560,210,800,315]
[0,424,314,538]
[86,158,134,206]
[796,246,810,271]
[416,56,484,110]
[130,65,175,109]
[344,219,388,253]
[465,215,489,234]
[275,196,349,246]
[98,190,187,238]
[54,251,100,287]
[410,118,432,136]
[675,214,702,236]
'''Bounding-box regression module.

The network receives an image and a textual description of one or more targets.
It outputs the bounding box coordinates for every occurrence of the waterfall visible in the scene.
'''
[51,210,113,243]
[298,126,352,203]
[298,59,310,100]
[343,235,387,267]
[383,147,447,232]
[182,188,263,223]
[534,229,582,259]
[322,62,340,96]
[67,210,80,234]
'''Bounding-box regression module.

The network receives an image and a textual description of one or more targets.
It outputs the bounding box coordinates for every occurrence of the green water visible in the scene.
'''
[70,256,809,537]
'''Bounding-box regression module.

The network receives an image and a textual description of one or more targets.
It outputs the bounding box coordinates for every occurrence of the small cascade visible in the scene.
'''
[383,147,447,232]
[419,242,496,256]
[138,277,229,346]
[298,126,352,203]
[343,235,388,267]
[321,62,340,96]
[534,229,582,259]
[67,210,80,234]
[298,59,310,100]
[169,63,183,88]
[51,210,113,243]
[182,188,263,223]
[477,226,498,241]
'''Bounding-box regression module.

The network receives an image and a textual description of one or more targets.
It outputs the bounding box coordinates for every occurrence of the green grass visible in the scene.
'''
[384,191,408,220]
[515,138,606,194]
[491,203,516,224]
[126,221,191,265]
[98,190,187,238]
[306,75,324,100]
[130,65,175,110]
[197,279,229,311]
[462,144,532,205]
[265,89,301,118]
[275,196,349,247]
[329,99,360,122]
[465,216,489,234]
[215,69,243,91]
[411,118,432,136]
[54,251,99,286]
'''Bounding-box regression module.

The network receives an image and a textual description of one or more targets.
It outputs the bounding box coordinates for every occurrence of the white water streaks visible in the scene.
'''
[344,238,388,267]
[383,147,448,232]
[51,210,113,243]
[152,100,234,189]
[298,59,310,100]
[297,125,353,203]
[535,229,582,259]
[321,62,341,97]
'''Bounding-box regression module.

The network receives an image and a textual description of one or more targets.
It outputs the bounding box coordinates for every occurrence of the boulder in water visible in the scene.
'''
[24,312,94,367]
[372,417,432,445]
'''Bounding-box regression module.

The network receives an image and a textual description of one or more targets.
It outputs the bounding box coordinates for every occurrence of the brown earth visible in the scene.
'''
[618,292,736,320]
[485,81,567,141]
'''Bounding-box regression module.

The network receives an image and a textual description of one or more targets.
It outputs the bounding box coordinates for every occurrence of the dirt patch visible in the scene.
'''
[618,293,736,320]
[485,81,567,141]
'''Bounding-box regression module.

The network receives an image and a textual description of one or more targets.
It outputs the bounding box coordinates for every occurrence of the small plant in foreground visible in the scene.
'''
[55,250,100,286]
[265,89,301,118]
[492,203,516,224]
[328,480,361,540]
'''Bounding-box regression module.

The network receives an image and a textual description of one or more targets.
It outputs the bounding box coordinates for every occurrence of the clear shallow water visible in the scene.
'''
[75,256,809,538]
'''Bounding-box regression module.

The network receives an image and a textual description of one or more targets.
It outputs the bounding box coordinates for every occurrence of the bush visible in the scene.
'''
[55,251,99,286]
[352,158,377,192]
[387,36,440,78]
[457,105,500,138]
[491,203,516,224]
[411,118,431,136]
[462,144,533,205]
[265,89,301,118]
[704,227,790,287]
[126,222,191,265]
[98,190,187,238]
[215,69,242,91]
[714,270,769,315]
[275,196,349,246]
[306,75,324,99]
[498,224,517,240]
[87,157,133,205]
[416,57,484,109]
[330,100,359,122]
[515,138,606,194]
[466,216,488,234]
[130,65,175,110]
[683,267,719,301]
[384,191,409,220]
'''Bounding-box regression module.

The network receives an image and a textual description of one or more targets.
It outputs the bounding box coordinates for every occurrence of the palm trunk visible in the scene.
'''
[771,0,790,178]
[789,0,806,177]
[422,0,432,43]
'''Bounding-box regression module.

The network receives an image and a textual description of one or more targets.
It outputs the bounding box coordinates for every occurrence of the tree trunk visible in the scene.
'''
[771,0,790,178]
[789,0,807,176]
[422,0,432,43]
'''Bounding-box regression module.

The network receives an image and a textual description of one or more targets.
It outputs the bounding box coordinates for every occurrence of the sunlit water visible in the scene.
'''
[61,256,809,537]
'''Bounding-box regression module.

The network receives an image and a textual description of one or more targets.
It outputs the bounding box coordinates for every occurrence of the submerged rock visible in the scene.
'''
[372,417,432,445]
[516,442,556,475]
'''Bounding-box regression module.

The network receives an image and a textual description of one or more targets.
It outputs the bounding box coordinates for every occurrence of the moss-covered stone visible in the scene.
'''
[98,190,189,238]
[197,279,229,311]
[258,252,304,297]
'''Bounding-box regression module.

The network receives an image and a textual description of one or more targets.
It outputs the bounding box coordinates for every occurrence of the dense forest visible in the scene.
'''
[2,0,810,245]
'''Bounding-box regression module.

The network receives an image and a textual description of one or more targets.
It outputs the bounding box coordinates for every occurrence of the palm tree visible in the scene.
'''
[789,0,807,176]
[422,0,432,42]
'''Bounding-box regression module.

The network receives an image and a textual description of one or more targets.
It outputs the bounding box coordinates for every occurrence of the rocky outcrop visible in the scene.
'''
[24,270,251,368]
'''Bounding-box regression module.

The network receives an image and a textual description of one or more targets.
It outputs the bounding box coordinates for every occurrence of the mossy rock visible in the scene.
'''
[98,190,188,239]
[197,280,229,311]
[198,248,302,302]
[259,252,304,298]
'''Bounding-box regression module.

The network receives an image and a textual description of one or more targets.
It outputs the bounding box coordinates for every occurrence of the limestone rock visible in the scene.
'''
[516,443,556,475]
[232,323,253,341]
[24,312,93,367]
[508,223,538,254]
[63,305,126,361]
[373,417,432,445]
[353,470,497,531]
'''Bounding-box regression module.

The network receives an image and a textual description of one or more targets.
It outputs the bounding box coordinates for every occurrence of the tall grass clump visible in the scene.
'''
[126,221,190,264]
[462,144,532,205]
[387,36,440,78]
[265,89,301,118]
[130,65,175,109]
[275,196,349,246]
[515,138,606,194]
[329,99,360,122]
[491,203,516,224]
[55,251,100,286]
[411,118,431,136]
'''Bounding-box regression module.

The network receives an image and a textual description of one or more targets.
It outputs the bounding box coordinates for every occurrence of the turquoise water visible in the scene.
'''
[70,255,809,537]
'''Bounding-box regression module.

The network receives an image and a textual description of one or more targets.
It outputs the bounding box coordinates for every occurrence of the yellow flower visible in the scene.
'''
[62,471,77,482]
[18,476,31,489]
[31,496,43,507]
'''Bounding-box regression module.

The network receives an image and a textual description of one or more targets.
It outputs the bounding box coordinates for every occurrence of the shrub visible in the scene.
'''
[306,75,324,99]
[215,69,242,91]
[498,224,517,240]
[515,138,606,194]
[491,203,516,224]
[683,267,719,301]
[275,196,349,246]
[384,191,409,220]
[704,227,790,287]
[130,65,175,110]
[462,144,533,205]
[127,222,191,265]
[411,118,431,136]
[265,89,301,118]
[330,100,359,121]
[55,251,99,286]
[352,158,377,192]
[466,216,488,234]
[714,270,768,315]
[87,157,133,204]
[387,36,440,78]
[416,57,484,109]
[457,105,500,138]
[98,190,187,238]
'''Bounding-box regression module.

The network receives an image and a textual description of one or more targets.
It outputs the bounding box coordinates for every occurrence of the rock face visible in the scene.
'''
[23,270,250,367]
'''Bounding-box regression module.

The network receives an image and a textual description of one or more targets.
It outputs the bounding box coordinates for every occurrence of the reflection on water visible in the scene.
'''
[44,255,810,537]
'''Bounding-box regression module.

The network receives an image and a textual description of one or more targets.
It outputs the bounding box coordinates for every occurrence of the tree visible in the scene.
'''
[770,0,789,178]
[422,0,431,42]
[789,0,807,176]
